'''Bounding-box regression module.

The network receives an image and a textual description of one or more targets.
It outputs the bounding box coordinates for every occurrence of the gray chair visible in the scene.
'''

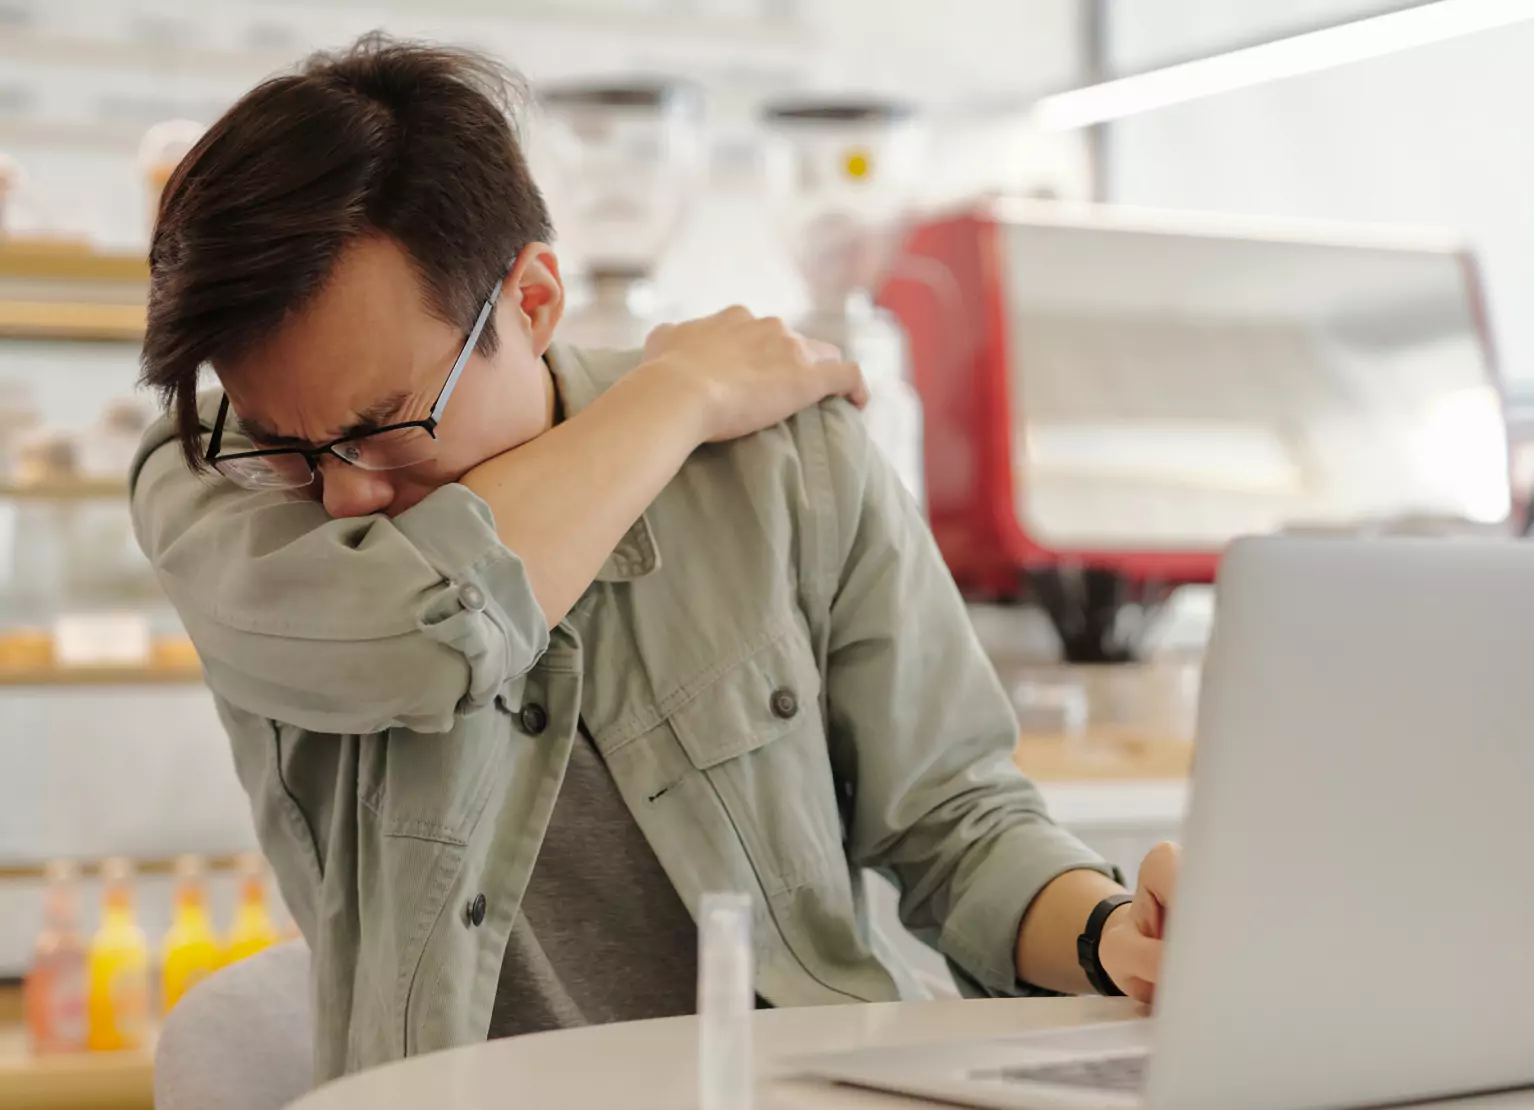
[155,940,314,1110]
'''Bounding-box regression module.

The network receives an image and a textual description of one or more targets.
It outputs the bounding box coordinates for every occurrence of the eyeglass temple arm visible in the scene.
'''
[431,277,505,426]
[206,393,230,461]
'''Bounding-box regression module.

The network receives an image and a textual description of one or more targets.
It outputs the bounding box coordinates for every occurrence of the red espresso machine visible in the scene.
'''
[879,200,1509,661]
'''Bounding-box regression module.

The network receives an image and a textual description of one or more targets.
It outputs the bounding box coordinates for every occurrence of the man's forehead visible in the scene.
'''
[216,240,457,444]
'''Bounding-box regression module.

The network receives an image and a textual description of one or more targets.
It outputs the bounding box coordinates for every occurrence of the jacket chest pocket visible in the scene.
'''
[357,706,514,844]
[665,623,843,893]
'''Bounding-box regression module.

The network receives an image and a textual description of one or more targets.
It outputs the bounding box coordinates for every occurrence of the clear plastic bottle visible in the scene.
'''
[87,858,150,1052]
[697,892,754,1110]
[24,860,88,1054]
[224,853,279,966]
[161,855,222,1013]
[799,293,926,509]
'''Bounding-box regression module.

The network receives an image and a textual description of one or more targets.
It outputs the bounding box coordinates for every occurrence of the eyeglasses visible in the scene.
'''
[205,278,505,491]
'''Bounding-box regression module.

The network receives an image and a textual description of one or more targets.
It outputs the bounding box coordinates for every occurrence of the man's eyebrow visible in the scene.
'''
[237,416,304,447]
[238,392,413,449]
[344,392,413,436]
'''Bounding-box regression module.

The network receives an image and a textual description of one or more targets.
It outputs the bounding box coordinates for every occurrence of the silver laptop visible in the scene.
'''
[802,538,1534,1110]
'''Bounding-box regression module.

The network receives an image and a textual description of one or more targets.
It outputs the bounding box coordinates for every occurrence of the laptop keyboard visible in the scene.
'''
[980,1052,1150,1092]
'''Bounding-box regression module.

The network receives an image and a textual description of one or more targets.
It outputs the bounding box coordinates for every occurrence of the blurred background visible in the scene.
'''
[0,0,1529,1090]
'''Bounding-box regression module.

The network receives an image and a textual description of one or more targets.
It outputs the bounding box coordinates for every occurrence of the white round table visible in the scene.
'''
[290,996,1534,1110]
[289,997,1141,1110]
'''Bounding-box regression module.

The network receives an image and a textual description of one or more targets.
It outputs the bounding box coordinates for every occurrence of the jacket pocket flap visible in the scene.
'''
[666,625,822,771]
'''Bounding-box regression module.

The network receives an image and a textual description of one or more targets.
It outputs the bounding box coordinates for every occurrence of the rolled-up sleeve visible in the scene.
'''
[129,408,547,735]
[816,401,1117,996]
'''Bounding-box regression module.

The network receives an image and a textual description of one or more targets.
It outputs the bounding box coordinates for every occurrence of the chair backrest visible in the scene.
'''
[155,940,313,1110]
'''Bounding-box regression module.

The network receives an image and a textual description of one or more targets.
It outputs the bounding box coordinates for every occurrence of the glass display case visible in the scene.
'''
[0,239,198,682]
[0,240,257,988]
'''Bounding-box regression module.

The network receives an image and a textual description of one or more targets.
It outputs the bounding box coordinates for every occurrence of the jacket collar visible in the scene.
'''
[545,343,661,583]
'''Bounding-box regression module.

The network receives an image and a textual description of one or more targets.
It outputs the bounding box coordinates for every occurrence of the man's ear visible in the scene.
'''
[506,243,564,355]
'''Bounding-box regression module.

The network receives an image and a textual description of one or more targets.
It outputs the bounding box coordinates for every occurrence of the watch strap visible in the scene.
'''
[1077,893,1134,997]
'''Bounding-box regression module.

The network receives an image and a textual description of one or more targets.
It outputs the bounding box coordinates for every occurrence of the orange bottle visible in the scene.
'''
[24,860,88,1054]
[86,858,151,1052]
[224,854,279,966]
[161,856,222,1013]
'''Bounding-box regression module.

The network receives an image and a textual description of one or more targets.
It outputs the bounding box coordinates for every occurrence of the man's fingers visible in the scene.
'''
[799,336,844,364]
[1136,842,1181,936]
[820,361,869,409]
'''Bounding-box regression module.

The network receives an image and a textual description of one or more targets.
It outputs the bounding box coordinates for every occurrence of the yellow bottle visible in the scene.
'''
[86,858,150,1052]
[224,853,278,966]
[161,856,222,1014]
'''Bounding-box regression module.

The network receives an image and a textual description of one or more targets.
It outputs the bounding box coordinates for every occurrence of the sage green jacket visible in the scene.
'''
[129,344,1111,1082]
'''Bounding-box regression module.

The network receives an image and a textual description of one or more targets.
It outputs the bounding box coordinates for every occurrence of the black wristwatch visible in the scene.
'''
[1077,893,1134,997]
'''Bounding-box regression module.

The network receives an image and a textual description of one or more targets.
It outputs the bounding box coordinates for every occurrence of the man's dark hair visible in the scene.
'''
[141,34,554,464]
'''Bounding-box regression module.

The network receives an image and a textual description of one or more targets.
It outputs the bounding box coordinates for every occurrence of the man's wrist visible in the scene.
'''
[629,356,714,447]
[1103,899,1134,931]
[1077,893,1134,996]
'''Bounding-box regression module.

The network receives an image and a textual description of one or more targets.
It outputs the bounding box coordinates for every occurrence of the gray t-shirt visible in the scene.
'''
[487,724,699,1037]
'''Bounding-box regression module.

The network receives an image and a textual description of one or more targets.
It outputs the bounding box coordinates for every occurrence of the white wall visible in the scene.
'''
[1110,0,1412,69]
[1106,6,1534,388]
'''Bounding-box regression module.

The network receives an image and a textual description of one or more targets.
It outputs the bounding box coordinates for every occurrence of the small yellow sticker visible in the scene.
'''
[844,149,873,180]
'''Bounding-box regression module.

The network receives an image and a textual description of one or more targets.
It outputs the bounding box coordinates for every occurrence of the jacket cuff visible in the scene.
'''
[938,822,1122,996]
[393,484,550,713]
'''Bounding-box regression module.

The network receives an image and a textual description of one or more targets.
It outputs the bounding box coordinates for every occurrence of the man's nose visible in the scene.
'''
[318,457,396,518]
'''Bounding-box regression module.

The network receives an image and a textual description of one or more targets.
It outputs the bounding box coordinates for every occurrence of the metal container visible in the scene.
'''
[541,79,702,349]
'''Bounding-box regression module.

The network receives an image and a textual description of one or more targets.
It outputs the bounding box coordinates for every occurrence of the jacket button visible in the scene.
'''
[458,583,486,612]
[519,703,549,735]
[770,687,799,720]
[467,893,487,927]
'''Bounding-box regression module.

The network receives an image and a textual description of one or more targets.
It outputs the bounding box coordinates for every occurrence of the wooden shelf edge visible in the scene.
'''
[0,302,146,343]
[1014,732,1194,782]
[0,242,149,284]
[0,480,128,502]
[0,1021,155,1110]
[0,988,154,1108]
[0,854,245,884]
[0,663,204,687]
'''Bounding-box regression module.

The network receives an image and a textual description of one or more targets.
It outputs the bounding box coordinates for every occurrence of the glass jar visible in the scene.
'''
[538,80,704,281]
[760,98,925,311]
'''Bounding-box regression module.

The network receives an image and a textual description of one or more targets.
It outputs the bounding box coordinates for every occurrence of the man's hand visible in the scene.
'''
[640,306,869,443]
[1099,841,1180,1004]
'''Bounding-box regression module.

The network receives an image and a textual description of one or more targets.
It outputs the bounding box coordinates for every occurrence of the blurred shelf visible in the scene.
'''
[0,14,819,154]
[0,117,150,153]
[0,662,203,687]
[0,26,295,77]
[1014,729,1193,782]
[0,478,128,501]
[0,15,811,77]
[0,241,148,284]
[0,302,145,343]
[0,1003,154,1110]
[0,854,241,884]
